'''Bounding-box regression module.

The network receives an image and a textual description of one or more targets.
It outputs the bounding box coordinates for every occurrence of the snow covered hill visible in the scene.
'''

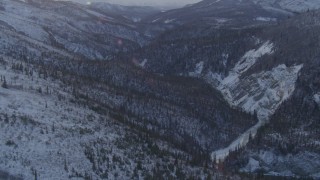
[0,55,107,179]
[254,0,320,13]
[0,0,151,60]
[144,0,290,27]
[144,0,320,28]
[88,2,161,22]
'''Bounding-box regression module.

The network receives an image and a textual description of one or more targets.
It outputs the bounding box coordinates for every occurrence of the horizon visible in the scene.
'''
[62,0,202,8]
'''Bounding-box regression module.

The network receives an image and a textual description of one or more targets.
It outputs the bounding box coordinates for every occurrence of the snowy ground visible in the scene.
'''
[314,93,320,107]
[189,61,204,77]
[0,55,142,179]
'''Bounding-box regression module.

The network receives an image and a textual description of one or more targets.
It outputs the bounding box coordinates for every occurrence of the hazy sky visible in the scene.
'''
[68,0,201,8]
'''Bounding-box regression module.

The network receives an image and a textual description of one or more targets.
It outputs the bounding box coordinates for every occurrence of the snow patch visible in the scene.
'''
[208,0,222,6]
[152,18,160,23]
[244,158,260,172]
[314,93,320,106]
[222,53,229,67]
[215,18,230,24]
[216,63,303,121]
[234,41,274,74]
[85,9,108,18]
[139,59,148,67]
[255,17,277,22]
[211,120,265,162]
[189,61,204,77]
[164,19,176,24]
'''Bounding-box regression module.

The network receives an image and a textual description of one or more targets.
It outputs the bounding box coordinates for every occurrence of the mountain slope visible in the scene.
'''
[0,55,222,179]
[88,2,161,22]
[144,0,289,28]
[0,0,151,60]
[254,0,320,13]
[1,0,320,178]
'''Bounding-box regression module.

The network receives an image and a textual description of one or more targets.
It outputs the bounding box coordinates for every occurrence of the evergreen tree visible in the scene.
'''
[2,77,8,89]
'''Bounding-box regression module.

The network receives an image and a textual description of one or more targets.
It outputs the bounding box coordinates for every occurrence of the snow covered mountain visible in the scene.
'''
[145,0,320,28]
[254,0,320,13]
[88,2,161,22]
[1,0,320,179]
[0,0,155,60]
[144,0,290,27]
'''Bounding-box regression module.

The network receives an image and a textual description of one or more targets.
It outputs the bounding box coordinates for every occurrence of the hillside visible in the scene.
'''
[0,0,320,179]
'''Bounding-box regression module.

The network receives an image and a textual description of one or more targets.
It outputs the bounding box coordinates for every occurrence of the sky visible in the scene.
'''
[67,0,201,8]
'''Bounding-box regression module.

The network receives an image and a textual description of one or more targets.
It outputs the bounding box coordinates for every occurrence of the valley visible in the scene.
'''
[0,0,319,179]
